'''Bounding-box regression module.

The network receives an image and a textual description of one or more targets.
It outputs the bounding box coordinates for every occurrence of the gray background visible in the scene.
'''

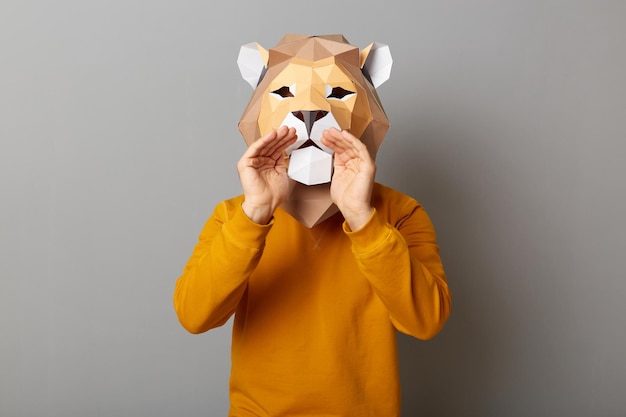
[1,1,625,416]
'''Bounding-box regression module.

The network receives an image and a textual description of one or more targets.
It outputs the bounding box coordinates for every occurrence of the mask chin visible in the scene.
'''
[287,146,333,185]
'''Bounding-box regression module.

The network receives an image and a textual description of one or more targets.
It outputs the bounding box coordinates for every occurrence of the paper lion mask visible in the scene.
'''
[237,34,392,228]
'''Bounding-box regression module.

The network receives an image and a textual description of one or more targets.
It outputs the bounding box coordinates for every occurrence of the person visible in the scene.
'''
[173,125,451,416]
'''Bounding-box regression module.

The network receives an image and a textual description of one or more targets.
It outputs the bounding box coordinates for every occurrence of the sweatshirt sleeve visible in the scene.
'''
[344,198,451,340]
[173,198,273,334]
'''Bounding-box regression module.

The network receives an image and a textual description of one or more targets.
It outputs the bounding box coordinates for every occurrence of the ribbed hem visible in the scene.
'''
[343,209,393,255]
[221,203,275,251]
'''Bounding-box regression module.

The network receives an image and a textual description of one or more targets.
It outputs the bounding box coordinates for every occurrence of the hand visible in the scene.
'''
[321,128,375,231]
[238,126,297,224]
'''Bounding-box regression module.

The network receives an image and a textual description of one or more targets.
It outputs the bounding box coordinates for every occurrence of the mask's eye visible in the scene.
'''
[270,84,295,100]
[326,85,355,101]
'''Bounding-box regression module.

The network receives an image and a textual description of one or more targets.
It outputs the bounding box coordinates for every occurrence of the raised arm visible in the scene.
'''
[346,198,451,339]
[173,127,297,333]
[321,128,451,339]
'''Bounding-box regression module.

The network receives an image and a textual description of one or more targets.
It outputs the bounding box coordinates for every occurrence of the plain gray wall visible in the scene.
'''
[1,1,625,416]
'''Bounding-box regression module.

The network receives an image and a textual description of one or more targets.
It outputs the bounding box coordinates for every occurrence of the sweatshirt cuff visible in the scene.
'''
[343,209,393,255]
[222,204,274,251]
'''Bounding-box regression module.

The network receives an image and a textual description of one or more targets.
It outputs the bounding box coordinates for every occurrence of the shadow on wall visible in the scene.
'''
[380,128,519,417]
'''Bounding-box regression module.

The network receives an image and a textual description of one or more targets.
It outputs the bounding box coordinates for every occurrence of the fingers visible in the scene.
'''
[266,126,297,159]
[245,126,297,160]
[321,128,370,161]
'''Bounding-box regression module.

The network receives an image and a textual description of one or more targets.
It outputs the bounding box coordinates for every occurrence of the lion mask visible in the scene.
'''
[237,34,392,228]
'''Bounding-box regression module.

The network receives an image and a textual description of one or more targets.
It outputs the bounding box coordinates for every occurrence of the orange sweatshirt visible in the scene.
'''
[174,183,451,416]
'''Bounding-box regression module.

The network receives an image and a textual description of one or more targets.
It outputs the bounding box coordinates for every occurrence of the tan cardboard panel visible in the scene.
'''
[314,34,349,43]
[280,182,338,228]
[277,33,311,45]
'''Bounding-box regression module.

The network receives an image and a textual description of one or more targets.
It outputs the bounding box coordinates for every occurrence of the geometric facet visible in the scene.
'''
[287,147,333,185]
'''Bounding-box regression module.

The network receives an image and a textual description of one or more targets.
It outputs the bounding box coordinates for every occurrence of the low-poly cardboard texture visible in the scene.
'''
[288,146,333,185]
[238,34,392,228]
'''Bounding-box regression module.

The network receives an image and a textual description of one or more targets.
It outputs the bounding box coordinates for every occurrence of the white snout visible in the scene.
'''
[287,147,333,185]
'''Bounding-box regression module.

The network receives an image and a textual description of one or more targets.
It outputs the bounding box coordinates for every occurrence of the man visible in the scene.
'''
[174,34,451,416]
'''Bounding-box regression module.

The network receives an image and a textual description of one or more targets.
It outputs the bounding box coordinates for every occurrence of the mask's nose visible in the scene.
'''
[292,110,328,138]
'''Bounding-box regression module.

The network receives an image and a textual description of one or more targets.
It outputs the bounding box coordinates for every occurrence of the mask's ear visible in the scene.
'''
[237,42,269,88]
[360,42,393,88]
